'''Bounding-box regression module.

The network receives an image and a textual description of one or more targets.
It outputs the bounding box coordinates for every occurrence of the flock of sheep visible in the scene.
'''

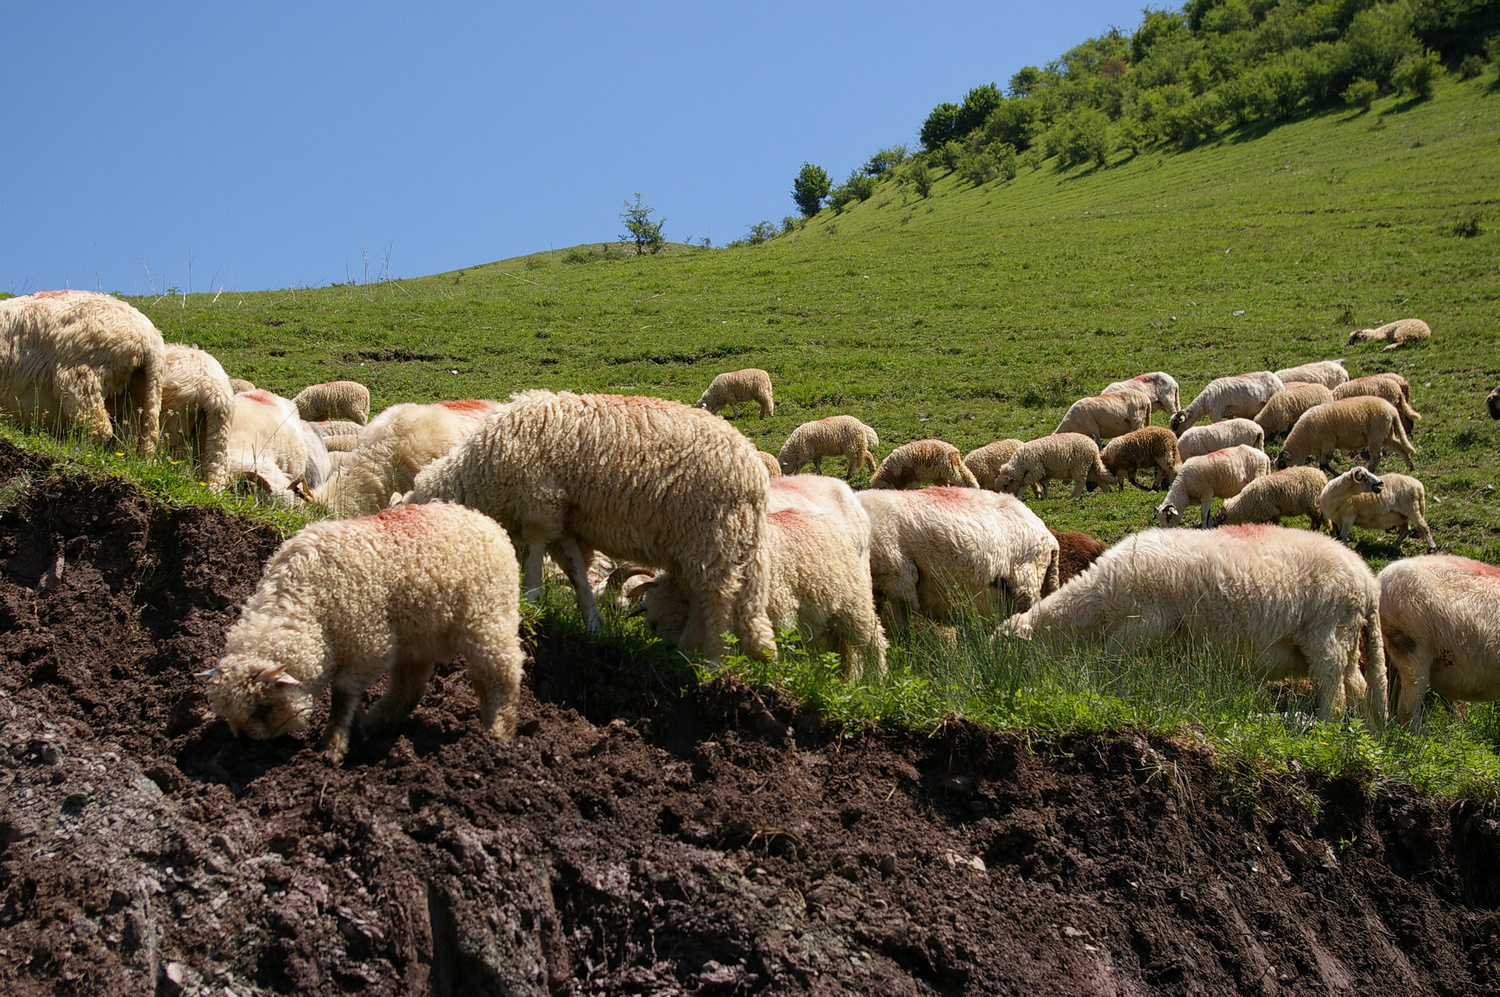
[1,291,1495,765]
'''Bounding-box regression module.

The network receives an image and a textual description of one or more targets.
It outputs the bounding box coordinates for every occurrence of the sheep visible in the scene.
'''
[1378,556,1500,729]
[298,421,332,492]
[1176,418,1265,460]
[858,487,1059,631]
[1333,373,1421,432]
[224,390,309,503]
[228,377,256,394]
[0,289,164,455]
[159,343,234,490]
[202,501,525,763]
[963,439,1025,491]
[695,368,774,418]
[869,439,980,489]
[755,450,782,477]
[1002,525,1387,724]
[1348,317,1430,350]
[1276,396,1415,472]
[1315,466,1383,523]
[320,434,361,453]
[404,390,777,662]
[1170,372,1284,434]
[1273,360,1348,389]
[1321,470,1436,553]
[777,415,879,479]
[311,399,499,517]
[293,380,371,425]
[308,418,365,439]
[1053,389,1153,442]
[1050,529,1107,585]
[1213,466,1328,528]
[1488,385,1500,420]
[1253,383,1335,442]
[1100,426,1180,490]
[1102,372,1181,417]
[991,433,1116,499]
[1155,444,1272,528]
[768,474,871,555]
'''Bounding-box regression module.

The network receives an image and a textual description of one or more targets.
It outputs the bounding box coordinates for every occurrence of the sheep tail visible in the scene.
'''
[1042,545,1061,598]
[1361,607,1388,728]
[733,535,778,662]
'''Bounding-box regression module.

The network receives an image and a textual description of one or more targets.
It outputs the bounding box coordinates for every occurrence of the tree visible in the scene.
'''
[792,163,831,217]
[619,193,665,255]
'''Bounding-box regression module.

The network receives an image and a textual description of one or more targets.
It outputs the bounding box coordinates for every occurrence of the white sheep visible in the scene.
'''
[312,399,499,517]
[963,439,1024,491]
[1176,418,1265,460]
[1155,444,1272,528]
[1053,389,1152,442]
[1002,525,1387,723]
[1100,426,1181,490]
[869,439,980,489]
[293,380,371,425]
[0,290,164,455]
[777,415,879,479]
[1332,373,1421,432]
[1273,360,1348,389]
[202,501,525,763]
[1378,556,1500,729]
[308,418,365,439]
[159,343,234,490]
[695,368,774,418]
[992,433,1115,499]
[1321,470,1436,553]
[320,433,361,454]
[755,450,782,477]
[859,487,1059,630]
[223,389,309,503]
[1101,372,1180,417]
[768,474,871,555]
[1214,466,1328,528]
[1170,371,1284,434]
[1276,396,1415,473]
[298,421,332,493]
[1348,317,1430,350]
[404,390,777,662]
[1253,383,1334,442]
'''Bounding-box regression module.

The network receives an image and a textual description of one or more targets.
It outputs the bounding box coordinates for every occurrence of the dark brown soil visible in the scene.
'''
[2,438,1499,996]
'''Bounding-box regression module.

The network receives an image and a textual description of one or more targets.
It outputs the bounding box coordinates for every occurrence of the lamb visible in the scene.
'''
[858,487,1059,630]
[1155,444,1272,528]
[1176,418,1265,459]
[963,439,1025,491]
[0,289,164,455]
[1488,385,1500,420]
[869,439,981,489]
[1213,466,1328,528]
[755,450,782,477]
[1002,525,1387,724]
[1102,372,1180,417]
[159,343,234,489]
[1050,529,1107,584]
[1275,396,1415,472]
[404,390,777,662]
[1348,317,1430,350]
[1053,389,1152,442]
[1273,360,1348,389]
[1170,372,1284,434]
[1100,426,1180,490]
[695,367,774,418]
[228,378,256,394]
[991,433,1116,499]
[1378,556,1500,729]
[224,390,309,503]
[1321,470,1436,552]
[777,415,879,479]
[202,502,525,763]
[293,380,371,425]
[311,399,499,517]
[1332,374,1421,432]
[1253,383,1335,442]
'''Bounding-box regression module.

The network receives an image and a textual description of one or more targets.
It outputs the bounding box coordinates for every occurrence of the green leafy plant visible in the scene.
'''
[618,193,666,256]
[792,163,832,217]
[1342,78,1379,112]
[1393,50,1443,99]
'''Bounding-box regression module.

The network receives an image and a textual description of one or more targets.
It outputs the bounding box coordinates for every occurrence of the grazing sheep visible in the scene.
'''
[1101,426,1181,490]
[1274,360,1348,389]
[1214,466,1328,528]
[320,433,361,453]
[293,380,371,425]
[1170,372,1284,434]
[964,439,1025,491]
[405,390,777,662]
[1378,556,1500,729]
[202,502,525,763]
[224,390,309,503]
[992,433,1116,499]
[1276,396,1415,472]
[1488,385,1500,420]
[1315,466,1383,522]
[1176,418,1265,460]
[768,474,871,554]
[1102,372,1181,417]
[1003,525,1387,724]
[1333,374,1421,432]
[1253,383,1335,442]
[228,377,256,394]
[1348,317,1430,350]
[1050,529,1107,585]
[1155,445,1272,528]
[0,289,164,455]
[755,450,782,477]
[312,399,499,517]
[308,418,365,439]
[777,415,879,479]
[869,439,980,489]
[159,343,234,490]
[1053,389,1152,442]
[1322,471,1436,553]
[695,368,774,418]
[859,487,1059,630]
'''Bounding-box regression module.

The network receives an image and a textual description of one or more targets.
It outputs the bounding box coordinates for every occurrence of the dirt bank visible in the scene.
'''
[1,439,1498,996]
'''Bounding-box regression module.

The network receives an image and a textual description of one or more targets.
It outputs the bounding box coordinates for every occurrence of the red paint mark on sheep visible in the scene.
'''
[912,487,973,507]
[1220,523,1271,540]
[1448,557,1500,583]
[365,504,434,535]
[769,509,819,538]
[241,390,282,408]
[441,398,492,415]
[32,289,83,299]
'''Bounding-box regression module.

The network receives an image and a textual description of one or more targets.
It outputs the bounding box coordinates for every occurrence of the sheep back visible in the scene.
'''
[294,380,371,425]
[1102,372,1180,415]
[964,439,1024,491]
[1053,389,1151,441]
[160,343,234,489]
[1274,360,1348,389]
[1216,466,1328,528]
[869,438,979,489]
[1176,418,1265,459]
[1379,556,1500,727]
[1254,383,1335,440]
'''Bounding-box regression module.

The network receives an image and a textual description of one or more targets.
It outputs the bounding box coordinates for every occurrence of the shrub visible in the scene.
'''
[1047,107,1112,169]
[1458,54,1484,80]
[958,142,1019,186]
[781,215,800,234]
[899,160,934,198]
[618,193,666,256]
[792,163,831,217]
[919,102,962,151]
[1339,5,1422,87]
[745,221,779,245]
[1342,78,1379,111]
[1393,50,1442,98]
[863,145,909,176]
[1451,210,1483,238]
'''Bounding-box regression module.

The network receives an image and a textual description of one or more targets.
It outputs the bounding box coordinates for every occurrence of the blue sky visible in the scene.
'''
[3,2,1151,294]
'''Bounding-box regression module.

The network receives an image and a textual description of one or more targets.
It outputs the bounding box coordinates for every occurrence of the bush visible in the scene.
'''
[1047,107,1112,169]
[937,139,965,173]
[863,145,909,176]
[1342,78,1379,111]
[1458,54,1485,79]
[919,102,962,151]
[958,142,1019,187]
[792,163,831,217]
[618,193,666,256]
[781,216,801,234]
[1340,5,1422,87]
[1392,50,1442,98]
[745,221,779,245]
[898,160,933,198]
[828,171,876,214]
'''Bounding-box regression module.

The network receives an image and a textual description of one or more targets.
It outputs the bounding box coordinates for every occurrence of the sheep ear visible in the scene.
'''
[194,666,220,678]
[255,663,297,685]
[274,672,301,686]
[389,491,404,508]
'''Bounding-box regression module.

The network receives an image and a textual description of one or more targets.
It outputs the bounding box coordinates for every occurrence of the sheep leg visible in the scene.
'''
[363,659,437,735]
[813,457,824,474]
[557,535,605,631]
[320,685,363,763]
[1199,494,1214,529]
[463,623,524,741]
[1415,516,1437,553]
[521,543,547,600]
[1390,642,1433,731]
[1304,628,1352,721]
[1070,473,1086,499]
[53,364,113,443]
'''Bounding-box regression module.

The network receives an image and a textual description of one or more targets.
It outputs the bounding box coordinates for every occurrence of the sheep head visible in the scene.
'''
[1155,501,1183,528]
[1487,387,1500,421]
[1169,410,1191,435]
[207,656,313,741]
